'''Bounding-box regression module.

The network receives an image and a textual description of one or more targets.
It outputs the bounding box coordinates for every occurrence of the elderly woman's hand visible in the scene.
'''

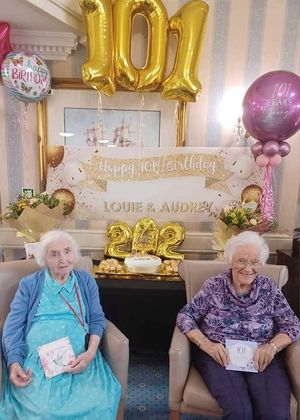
[201,341,230,367]
[9,363,32,387]
[253,343,275,372]
[65,349,96,374]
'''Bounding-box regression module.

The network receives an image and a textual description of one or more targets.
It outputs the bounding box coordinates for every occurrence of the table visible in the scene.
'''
[95,273,186,355]
[277,249,300,317]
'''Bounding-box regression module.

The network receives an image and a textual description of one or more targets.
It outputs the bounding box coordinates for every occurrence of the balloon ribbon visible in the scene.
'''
[260,165,275,233]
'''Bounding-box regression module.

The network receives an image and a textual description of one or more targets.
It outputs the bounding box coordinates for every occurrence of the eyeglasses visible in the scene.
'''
[232,258,262,270]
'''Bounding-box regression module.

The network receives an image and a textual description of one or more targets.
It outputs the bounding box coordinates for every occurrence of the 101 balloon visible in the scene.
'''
[79,0,209,102]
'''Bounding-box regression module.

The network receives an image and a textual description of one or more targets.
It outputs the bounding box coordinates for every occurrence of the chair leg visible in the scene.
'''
[170,410,180,420]
[116,399,124,420]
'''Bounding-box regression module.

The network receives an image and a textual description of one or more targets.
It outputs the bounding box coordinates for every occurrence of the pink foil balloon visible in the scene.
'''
[263,140,280,156]
[278,141,291,157]
[269,154,282,166]
[250,141,264,158]
[242,70,300,142]
[0,23,12,68]
[256,154,270,167]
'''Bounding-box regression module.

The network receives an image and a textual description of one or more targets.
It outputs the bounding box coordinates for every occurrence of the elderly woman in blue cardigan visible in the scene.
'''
[0,230,120,419]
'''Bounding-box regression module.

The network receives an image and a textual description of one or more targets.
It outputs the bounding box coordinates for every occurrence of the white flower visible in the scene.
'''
[250,218,258,225]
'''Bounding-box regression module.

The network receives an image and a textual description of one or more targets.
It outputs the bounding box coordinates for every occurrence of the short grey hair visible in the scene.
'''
[35,230,81,267]
[224,231,269,264]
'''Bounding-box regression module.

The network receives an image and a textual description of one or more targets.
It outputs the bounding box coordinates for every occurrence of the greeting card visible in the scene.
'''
[38,336,75,378]
[226,339,258,373]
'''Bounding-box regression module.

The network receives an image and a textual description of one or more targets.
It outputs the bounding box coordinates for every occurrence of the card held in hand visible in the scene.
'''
[226,339,258,373]
[38,336,75,378]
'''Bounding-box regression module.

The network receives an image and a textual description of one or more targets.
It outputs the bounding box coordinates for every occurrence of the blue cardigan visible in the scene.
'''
[2,269,106,368]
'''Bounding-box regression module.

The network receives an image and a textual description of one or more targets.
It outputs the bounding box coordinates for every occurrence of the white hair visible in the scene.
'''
[224,231,269,264]
[35,230,81,267]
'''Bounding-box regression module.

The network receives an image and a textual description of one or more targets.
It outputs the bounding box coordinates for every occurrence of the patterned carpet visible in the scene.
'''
[125,355,217,420]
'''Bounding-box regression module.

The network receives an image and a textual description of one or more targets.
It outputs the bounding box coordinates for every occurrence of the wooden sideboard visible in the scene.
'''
[277,249,300,317]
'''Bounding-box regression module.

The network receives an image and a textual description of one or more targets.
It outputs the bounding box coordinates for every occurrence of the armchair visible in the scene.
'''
[0,257,129,420]
[169,260,299,420]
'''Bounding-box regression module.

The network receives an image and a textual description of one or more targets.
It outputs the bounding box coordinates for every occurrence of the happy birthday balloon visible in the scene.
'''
[0,22,12,68]
[1,50,51,102]
[242,70,300,143]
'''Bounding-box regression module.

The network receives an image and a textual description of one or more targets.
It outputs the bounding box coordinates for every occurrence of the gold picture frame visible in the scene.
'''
[37,78,187,191]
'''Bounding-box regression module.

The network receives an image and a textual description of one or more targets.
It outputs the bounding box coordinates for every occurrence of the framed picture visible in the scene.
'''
[63,107,161,147]
[44,79,177,148]
[37,78,185,189]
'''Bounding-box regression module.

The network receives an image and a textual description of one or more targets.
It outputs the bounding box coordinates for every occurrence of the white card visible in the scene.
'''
[226,339,258,373]
[38,336,75,378]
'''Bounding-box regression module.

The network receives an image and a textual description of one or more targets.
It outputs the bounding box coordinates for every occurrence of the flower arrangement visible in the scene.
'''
[1,191,73,243]
[219,200,262,230]
[3,192,66,219]
[212,197,277,254]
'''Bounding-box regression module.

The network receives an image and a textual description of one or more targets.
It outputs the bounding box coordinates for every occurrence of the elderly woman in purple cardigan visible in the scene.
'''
[177,231,300,420]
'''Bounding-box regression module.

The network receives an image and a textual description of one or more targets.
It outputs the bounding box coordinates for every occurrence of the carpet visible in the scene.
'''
[125,355,217,420]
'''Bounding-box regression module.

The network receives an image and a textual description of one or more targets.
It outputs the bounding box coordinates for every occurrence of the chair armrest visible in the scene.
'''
[169,326,191,410]
[0,351,2,400]
[283,339,300,405]
[101,320,129,399]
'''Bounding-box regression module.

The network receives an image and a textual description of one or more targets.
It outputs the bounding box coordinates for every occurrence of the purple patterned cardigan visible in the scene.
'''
[177,270,300,344]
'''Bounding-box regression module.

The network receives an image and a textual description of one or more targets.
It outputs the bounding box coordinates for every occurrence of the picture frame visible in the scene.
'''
[37,78,185,190]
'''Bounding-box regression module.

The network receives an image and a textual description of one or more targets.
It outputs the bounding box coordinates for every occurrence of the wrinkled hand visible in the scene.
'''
[9,363,32,387]
[65,350,96,374]
[253,343,275,372]
[201,341,229,367]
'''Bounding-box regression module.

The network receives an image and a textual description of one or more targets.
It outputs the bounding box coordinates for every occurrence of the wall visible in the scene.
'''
[0,0,299,257]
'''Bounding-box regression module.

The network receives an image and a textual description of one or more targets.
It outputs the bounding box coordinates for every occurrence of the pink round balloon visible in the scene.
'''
[278,141,291,157]
[242,70,300,142]
[0,23,12,68]
[263,140,280,156]
[256,154,270,167]
[250,141,264,158]
[269,154,282,166]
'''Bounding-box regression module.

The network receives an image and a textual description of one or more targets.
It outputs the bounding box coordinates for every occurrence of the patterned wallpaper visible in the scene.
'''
[0,0,299,234]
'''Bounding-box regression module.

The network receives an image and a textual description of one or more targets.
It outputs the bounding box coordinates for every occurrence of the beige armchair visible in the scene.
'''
[0,257,129,420]
[169,260,300,420]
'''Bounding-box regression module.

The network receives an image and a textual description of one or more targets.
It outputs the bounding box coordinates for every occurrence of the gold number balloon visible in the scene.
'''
[78,0,209,100]
[105,221,132,259]
[79,0,116,96]
[113,0,169,91]
[161,0,209,102]
[156,222,185,260]
[131,217,159,255]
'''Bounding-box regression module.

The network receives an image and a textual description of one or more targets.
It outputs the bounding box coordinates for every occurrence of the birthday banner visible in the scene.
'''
[46,147,262,222]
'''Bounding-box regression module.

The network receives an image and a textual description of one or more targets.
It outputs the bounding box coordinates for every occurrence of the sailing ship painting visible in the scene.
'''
[64,108,160,148]
[84,119,136,147]
[112,119,136,147]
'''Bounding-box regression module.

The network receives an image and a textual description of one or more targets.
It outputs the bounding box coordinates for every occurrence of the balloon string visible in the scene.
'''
[138,93,144,148]
[21,102,31,187]
[260,165,275,233]
[174,102,180,140]
[97,92,105,148]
